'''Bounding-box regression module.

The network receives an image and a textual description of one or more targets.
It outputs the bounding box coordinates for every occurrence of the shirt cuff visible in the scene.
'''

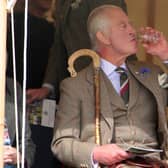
[91,151,98,168]
[163,60,168,64]
[42,83,54,93]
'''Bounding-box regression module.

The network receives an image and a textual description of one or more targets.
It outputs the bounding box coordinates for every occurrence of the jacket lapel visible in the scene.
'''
[101,71,127,108]
[86,65,113,129]
[127,61,167,132]
[127,62,163,102]
[127,70,140,109]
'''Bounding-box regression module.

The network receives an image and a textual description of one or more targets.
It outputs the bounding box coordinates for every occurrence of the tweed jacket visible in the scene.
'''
[5,78,35,167]
[51,61,168,168]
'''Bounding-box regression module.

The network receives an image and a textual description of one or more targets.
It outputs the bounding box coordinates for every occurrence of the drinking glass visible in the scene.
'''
[138,27,161,44]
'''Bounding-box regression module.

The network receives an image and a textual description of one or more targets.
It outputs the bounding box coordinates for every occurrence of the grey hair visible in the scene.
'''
[87,5,121,50]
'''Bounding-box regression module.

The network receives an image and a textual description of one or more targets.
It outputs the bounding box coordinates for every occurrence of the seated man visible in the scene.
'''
[51,5,168,168]
[4,77,35,168]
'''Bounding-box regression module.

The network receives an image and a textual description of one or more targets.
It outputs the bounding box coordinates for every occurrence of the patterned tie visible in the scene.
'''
[115,67,129,105]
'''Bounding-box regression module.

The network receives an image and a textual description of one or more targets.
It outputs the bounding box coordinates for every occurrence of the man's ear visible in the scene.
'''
[96,31,111,45]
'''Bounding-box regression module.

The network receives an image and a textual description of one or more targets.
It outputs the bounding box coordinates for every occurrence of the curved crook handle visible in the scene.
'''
[68,49,100,77]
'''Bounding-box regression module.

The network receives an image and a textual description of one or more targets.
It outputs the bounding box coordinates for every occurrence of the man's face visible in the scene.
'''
[106,8,137,57]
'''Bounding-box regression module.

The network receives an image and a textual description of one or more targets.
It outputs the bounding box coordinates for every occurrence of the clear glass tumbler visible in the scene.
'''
[138,27,161,44]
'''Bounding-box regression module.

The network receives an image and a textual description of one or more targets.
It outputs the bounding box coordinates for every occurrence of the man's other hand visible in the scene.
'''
[26,87,50,104]
[93,144,132,166]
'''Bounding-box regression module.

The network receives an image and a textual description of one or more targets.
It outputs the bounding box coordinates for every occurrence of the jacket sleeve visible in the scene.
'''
[51,79,97,168]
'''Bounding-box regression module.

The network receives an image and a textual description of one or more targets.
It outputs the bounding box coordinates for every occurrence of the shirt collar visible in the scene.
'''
[100,58,127,76]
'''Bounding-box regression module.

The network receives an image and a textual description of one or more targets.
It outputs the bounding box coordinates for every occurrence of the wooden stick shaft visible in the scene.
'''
[94,68,102,168]
[0,1,7,168]
[94,68,101,145]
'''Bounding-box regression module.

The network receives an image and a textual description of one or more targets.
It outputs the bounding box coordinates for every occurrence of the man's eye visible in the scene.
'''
[120,23,127,29]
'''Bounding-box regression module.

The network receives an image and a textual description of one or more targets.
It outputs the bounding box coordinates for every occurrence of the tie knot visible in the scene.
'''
[115,67,127,74]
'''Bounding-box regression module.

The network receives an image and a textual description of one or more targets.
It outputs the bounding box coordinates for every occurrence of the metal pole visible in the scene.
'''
[0,1,7,168]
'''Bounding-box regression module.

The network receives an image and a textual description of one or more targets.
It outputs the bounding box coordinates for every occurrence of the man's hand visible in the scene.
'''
[4,146,21,165]
[92,144,132,166]
[141,27,168,61]
[26,87,50,104]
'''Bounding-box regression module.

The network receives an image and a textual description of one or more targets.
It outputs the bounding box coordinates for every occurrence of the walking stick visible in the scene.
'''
[68,49,101,144]
[68,49,102,165]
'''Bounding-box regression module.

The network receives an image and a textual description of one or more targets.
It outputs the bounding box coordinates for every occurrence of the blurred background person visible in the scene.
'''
[4,77,35,168]
[6,1,57,168]
[7,0,54,94]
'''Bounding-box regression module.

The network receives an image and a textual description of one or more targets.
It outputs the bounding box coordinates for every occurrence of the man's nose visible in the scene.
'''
[129,25,136,34]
